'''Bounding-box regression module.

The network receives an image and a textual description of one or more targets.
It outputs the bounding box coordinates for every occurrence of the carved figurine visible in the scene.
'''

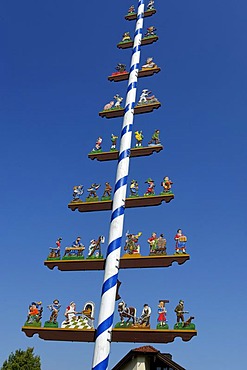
[61,301,95,329]
[92,136,103,152]
[141,57,157,69]
[161,176,173,193]
[148,232,158,253]
[144,178,155,196]
[124,231,142,254]
[148,129,161,145]
[72,185,84,201]
[174,300,195,329]
[174,229,187,254]
[157,300,169,329]
[48,237,62,259]
[115,63,127,73]
[130,179,139,197]
[128,5,135,14]
[144,26,157,37]
[111,134,118,150]
[147,0,155,10]
[148,232,167,255]
[103,100,114,110]
[44,299,61,328]
[63,236,85,258]
[101,182,112,200]
[121,32,132,43]
[87,183,101,200]
[135,130,144,147]
[137,89,159,105]
[138,304,151,327]
[115,301,137,327]
[114,94,123,108]
[25,301,43,327]
[88,235,105,258]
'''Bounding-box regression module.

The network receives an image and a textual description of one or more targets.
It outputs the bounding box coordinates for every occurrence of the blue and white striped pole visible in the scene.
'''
[91,1,145,369]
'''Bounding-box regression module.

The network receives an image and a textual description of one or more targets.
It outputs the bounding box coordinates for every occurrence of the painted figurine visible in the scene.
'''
[157,300,169,329]
[121,32,132,42]
[46,299,61,325]
[25,301,43,326]
[148,129,161,145]
[147,232,158,253]
[92,136,103,152]
[128,5,135,14]
[174,300,195,329]
[103,100,114,110]
[137,89,159,105]
[114,94,123,108]
[147,0,155,10]
[135,130,144,147]
[111,134,118,150]
[141,57,157,69]
[144,26,157,37]
[161,176,173,193]
[174,229,187,254]
[115,63,127,73]
[102,182,112,199]
[87,183,100,198]
[130,179,139,197]
[72,185,84,201]
[48,237,62,258]
[73,236,84,249]
[117,301,136,326]
[88,235,105,258]
[61,301,95,329]
[124,231,142,254]
[144,178,155,196]
[138,304,151,327]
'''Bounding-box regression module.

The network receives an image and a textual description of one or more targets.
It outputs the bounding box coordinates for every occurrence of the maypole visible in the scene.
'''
[92,1,145,369]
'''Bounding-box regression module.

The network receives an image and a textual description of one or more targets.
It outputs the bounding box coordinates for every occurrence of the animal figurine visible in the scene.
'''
[174,229,187,254]
[144,178,155,196]
[103,101,114,110]
[148,129,161,145]
[72,185,84,201]
[137,89,159,105]
[135,130,144,147]
[130,179,139,197]
[117,301,136,326]
[115,63,127,73]
[92,137,103,152]
[141,57,157,69]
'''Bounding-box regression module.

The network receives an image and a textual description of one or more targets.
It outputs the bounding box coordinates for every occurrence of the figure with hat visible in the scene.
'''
[110,134,118,150]
[87,183,101,200]
[129,179,139,197]
[148,129,161,146]
[102,182,112,200]
[48,237,62,259]
[147,0,155,10]
[144,178,155,196]
[135,130,144,147]
[138,304,151,327]
[72,184,84,201]
[44,299,61,327]
[92,136,103,152]
[161,176,173,194]
[25,301,43,327]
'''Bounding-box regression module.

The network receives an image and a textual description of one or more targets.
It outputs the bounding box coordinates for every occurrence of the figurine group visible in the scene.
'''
[127,1,155,15]
[72,182,112,202]
[115,299,195,330]
[103,94,124,111]
[129,176,173,197]
[111,57,158,77]
[123,229,188,256]
[90,129,162,154]
[119,25,157,45]
[24,300,95,329]
[48,235,105,260]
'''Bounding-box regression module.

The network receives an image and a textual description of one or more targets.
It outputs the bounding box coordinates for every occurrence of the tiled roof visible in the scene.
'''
[132,345,159,353]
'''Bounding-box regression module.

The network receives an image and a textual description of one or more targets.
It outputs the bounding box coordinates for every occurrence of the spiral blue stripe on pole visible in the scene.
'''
[92,1,145,369]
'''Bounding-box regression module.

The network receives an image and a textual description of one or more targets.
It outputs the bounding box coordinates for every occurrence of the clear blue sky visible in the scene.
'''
[0,0,246,369]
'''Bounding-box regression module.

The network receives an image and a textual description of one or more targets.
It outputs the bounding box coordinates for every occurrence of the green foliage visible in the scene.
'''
[1,347,41,370]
